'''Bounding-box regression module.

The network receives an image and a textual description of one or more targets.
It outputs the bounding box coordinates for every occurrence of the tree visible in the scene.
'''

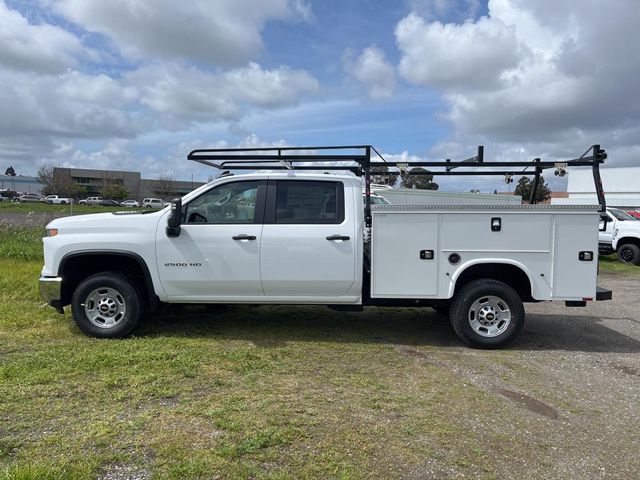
[154,175,175,198]
[4,166,16,176]
[514,176,552,203]
[400,168,439,190]
[371,165,398,187]
[102,184,129,201]
[37,164,85,199]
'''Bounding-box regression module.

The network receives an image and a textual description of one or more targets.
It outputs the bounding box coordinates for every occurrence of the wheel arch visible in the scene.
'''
[616,236,640,250]
[449,260,535,301]
[58,250,158,308]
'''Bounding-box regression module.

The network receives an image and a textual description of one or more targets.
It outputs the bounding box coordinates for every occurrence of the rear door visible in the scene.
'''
[260,179,356,297]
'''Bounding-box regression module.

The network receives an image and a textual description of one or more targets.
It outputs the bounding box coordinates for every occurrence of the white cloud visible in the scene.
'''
[396,12,523,90]
[125,62,318,128]
[52,0,305,66]
[0,0,83,73]
[394,0,640,169]
[344,46,396,100]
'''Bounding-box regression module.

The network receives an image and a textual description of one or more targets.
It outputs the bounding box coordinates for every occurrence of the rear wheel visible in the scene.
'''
[71,272,143,338]
[450,279,524,348]
[617,243,640,265]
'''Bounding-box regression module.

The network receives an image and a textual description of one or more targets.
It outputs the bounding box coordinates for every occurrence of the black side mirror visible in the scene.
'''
[599,213,608,232]
[166,198,182,237]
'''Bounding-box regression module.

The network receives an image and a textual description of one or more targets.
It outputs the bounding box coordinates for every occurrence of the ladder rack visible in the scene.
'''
[187,144,608,224]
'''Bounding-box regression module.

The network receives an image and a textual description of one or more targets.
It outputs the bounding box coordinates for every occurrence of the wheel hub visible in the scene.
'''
[84,287,127,328]
[468,295,512,337]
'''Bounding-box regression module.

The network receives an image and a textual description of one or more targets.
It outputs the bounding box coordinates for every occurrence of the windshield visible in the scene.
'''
[609,208,636,221]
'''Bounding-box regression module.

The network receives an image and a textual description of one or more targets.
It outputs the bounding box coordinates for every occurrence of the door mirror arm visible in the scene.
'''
[166,198,182,237]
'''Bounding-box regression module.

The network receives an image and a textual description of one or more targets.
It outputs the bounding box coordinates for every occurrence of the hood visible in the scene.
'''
[46,210,164,233]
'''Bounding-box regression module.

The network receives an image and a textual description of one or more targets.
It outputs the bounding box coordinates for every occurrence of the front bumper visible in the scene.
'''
[39,276,64,313]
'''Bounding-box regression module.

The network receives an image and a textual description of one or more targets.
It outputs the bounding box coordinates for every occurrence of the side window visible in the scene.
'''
[184,181,259,224]
[275,181,344,224]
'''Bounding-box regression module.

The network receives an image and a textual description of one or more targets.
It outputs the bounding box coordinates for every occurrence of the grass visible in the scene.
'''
[0,225,637,479]
[0,202,128,215]
[598,253,640,275]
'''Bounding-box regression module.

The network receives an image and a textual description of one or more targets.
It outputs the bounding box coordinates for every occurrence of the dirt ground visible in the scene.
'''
[410,272,640,479]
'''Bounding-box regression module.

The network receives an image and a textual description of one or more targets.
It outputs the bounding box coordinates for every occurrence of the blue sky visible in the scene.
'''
[1,0,639,192]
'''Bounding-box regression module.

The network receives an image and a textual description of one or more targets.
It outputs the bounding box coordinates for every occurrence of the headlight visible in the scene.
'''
[46,228,59,237]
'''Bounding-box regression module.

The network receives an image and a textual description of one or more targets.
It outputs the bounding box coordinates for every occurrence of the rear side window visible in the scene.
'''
[275,181,344,224]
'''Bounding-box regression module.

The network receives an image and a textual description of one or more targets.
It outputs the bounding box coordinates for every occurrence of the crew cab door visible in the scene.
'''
[260,179,357,297]
[155,180,266,300]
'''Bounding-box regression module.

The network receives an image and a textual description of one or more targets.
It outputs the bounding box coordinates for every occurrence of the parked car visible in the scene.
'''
[79,197,102,205]
[120,199,140,208]
[142,198,167,209]
[98,199,121,207]
[18,193,44,203]
[44,195,73,205]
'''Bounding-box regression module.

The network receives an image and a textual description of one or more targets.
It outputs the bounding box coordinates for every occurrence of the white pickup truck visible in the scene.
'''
[598,207,637,255]
[612,219,640,265]
[39,145,612,348]
[44,194,73,205]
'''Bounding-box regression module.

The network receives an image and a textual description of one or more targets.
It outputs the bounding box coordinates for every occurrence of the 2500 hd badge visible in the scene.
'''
[164,262,202,267]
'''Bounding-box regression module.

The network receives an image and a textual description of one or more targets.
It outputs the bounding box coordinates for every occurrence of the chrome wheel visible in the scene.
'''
[82,287,127,328]
[468,295,511,337]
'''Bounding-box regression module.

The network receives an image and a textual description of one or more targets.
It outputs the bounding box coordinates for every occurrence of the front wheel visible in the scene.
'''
[450,279,525,349]
[617,243,640,265]
[71,272,143,338]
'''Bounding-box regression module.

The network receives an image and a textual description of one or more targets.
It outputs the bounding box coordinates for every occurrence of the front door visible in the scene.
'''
[260,179,356,297]
[156,180,266,300]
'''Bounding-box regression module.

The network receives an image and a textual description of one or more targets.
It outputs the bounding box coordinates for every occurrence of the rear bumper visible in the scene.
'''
[596,286,613,301]
[39,276,64,313]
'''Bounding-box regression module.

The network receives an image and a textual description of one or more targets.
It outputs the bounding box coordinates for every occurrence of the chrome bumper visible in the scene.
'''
[39,276,64,313]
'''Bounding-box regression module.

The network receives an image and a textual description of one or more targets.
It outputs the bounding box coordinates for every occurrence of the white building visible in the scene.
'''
[551,167,640,208]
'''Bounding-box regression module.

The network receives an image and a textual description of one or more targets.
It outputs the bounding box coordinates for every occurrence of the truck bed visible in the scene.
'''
[370,204,600,301]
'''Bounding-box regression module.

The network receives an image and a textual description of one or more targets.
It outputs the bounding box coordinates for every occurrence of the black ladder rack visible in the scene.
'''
[187,144,608,225]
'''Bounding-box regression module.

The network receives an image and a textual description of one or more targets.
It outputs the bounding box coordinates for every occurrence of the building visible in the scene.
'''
[551,167,640,209]
[0,174,43,194]
[53,167,204,201]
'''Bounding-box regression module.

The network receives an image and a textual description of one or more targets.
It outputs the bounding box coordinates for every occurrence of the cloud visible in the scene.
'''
[52,0,305,66]
[125,62,319,128]
[396,12,522,90]
[394,0,640,169]
[343,46,396,100]
[0,0,83,73]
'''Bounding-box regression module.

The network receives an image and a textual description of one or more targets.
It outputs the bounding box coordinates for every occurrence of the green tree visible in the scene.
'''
[102,184,129,201]
[400,168,439,190]
[514,176,552,203]
[370,165,398,187]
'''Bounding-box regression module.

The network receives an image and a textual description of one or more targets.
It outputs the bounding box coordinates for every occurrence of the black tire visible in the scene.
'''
[71,272,144,338]
[617,243,640,265]
[450,279,525,349]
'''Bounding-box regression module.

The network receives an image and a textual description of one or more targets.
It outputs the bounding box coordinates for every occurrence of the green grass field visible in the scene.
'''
[0,202,129,215]
[0,224,637,479]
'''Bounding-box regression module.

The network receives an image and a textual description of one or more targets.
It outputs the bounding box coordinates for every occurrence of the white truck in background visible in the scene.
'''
[612,219,640,265]
[598,207,638,255]
[39,144,612,348]
[44,195,73,205]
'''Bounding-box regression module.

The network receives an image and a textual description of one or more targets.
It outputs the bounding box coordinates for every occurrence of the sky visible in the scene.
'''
[1,0,639,192]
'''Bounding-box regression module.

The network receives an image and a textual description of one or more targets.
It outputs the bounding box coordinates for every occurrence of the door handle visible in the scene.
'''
[326,234,350,241]
[232,234,256,241]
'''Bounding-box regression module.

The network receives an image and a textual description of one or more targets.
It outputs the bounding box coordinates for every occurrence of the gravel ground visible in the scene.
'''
[404,272,640,479]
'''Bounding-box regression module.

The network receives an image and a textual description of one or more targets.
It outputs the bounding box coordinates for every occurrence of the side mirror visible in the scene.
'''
[166,198,182,237]
[599,213,608,232]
